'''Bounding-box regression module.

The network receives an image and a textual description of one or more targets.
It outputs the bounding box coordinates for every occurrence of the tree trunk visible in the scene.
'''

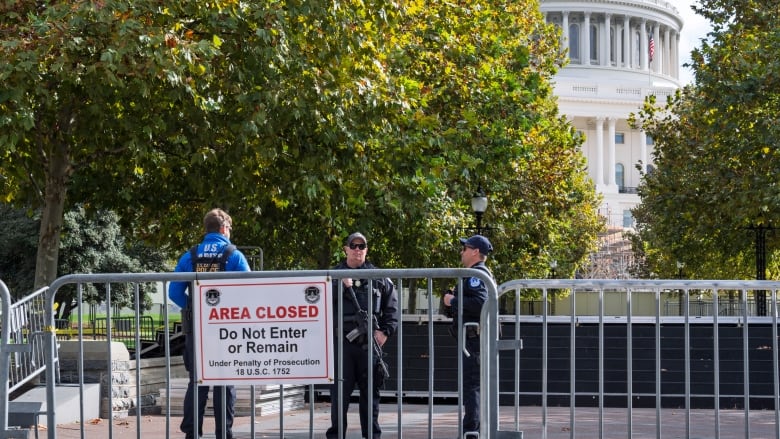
[317,234,333,269]
[406,278,417,314]
[34,141,70,289]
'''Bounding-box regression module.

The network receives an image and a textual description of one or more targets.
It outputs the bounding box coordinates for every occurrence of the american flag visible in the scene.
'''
[648,35,655,62]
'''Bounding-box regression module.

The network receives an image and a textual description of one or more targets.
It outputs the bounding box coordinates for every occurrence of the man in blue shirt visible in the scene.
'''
[169,208,251,439]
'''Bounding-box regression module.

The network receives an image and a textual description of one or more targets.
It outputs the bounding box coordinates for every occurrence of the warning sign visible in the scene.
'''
[192,276,333,385]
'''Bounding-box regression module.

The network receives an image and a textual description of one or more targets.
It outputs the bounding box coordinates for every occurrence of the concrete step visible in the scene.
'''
[10,383,100,428]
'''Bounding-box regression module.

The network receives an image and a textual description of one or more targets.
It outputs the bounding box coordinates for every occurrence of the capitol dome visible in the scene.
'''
[541,0,684,276]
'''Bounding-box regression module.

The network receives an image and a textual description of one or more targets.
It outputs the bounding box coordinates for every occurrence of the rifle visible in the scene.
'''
[344,284,391,380]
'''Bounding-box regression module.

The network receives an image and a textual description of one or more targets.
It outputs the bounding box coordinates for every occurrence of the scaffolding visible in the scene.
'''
[581,209,639,279]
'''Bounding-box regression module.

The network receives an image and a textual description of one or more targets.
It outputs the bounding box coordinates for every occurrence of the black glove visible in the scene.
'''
[439,289,454,318]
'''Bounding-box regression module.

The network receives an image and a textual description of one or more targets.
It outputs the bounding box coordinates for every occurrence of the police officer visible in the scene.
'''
[327,232,399,439]
[168,208,251,439]
[443,234,494,437]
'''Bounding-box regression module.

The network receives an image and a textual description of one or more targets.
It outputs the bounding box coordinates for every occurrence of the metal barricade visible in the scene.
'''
[5,274,780,439]
[37,269,500,439]
[497,279,780,439]
[0,281,52,438]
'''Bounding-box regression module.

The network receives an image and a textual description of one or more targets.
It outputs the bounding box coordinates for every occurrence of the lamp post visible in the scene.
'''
[747,224,773,316]
[470,185,488,235]
[676,261,685,316]
[548,259,558,315]
[676,261,685,279]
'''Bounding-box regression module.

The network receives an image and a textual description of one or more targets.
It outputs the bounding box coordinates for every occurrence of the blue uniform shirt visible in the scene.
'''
[168,233,251,308]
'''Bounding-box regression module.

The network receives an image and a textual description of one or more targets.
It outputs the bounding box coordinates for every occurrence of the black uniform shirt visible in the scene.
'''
[450,261,493,324]
[331,260,400,338]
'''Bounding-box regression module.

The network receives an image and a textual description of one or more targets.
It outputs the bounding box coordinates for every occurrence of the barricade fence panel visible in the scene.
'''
[1,281,52,439]
[497,279,780,439]
[1,285,51,394]
[3,275,780,439]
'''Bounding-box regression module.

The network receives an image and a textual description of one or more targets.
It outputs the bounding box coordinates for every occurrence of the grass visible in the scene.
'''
[55,309,183,350]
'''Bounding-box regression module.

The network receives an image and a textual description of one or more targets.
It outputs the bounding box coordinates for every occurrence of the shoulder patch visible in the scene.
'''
[469,277,482,288]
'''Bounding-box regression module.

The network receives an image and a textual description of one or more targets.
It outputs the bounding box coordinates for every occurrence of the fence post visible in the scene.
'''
[0,280,12,437]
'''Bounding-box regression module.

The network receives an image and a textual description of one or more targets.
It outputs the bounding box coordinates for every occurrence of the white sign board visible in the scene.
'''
[192,276,333,385]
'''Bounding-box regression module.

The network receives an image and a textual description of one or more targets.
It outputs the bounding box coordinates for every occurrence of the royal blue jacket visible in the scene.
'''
[168,233,251,308]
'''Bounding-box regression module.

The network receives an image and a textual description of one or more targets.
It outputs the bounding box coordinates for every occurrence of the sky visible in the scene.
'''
[677,0,713,84]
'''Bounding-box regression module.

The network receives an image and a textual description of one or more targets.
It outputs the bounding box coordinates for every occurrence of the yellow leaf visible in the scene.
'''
[213,35,222,48]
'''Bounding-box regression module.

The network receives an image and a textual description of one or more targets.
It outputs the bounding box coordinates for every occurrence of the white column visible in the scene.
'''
[672,31,678,78]
[639,130,648,174]
[607,117,617,187]
[583,12,591,66]
[623,16,631,68]
[675,31,681,78]
[604,14,612,66]
[615,21,622,67]
[653,24,660,73]
[663,27,671,75]
[640,19,648,71]
[562,11,570,55]
[595,117,605,186]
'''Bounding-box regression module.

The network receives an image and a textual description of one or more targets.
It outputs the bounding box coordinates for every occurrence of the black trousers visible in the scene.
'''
[326,337,382,439]
[462,336,481,432]
[181,334,236,439]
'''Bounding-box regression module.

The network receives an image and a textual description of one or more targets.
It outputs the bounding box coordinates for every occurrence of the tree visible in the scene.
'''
[630,0,780,279]
[0,205,168,320]
[0,205,39,295]
[57,207,170,320]
[1,0,601,295]
[0,1,233,288]
[231,0,603,280]
[0,0,404,284]
[379,0,602,280]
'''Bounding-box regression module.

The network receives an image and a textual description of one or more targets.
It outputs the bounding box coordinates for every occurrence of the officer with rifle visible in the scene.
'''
[326,232,399,439]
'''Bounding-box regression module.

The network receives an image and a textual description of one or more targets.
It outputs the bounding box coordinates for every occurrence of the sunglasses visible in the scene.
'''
[349,243,367,250]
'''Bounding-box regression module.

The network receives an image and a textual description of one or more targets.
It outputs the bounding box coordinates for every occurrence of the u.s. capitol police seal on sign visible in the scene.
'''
[205,289,221,306]
[304,286,321,304]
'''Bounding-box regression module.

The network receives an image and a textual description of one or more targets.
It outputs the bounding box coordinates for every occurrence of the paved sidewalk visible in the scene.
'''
[47,402,779,439]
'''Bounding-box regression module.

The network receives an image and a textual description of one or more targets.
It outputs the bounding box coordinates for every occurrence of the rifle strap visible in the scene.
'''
[345,283,369,318]
[343,280,390,378]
